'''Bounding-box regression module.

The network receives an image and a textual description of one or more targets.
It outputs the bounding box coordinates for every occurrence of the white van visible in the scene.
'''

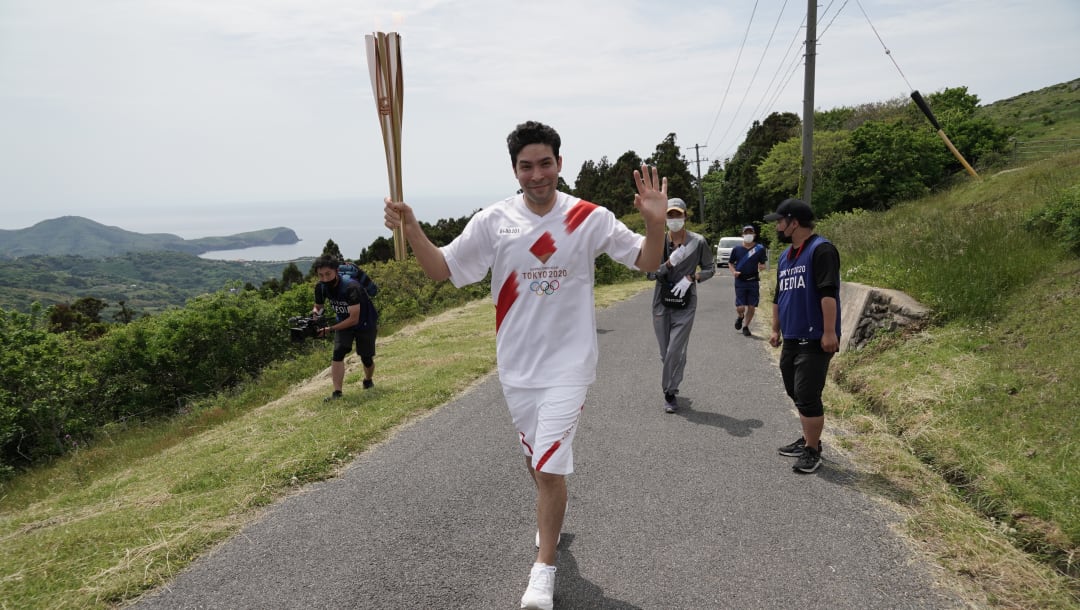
[715,236,744,267]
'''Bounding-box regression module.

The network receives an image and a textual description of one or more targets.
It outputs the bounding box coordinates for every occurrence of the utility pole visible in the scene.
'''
[801,0,817,206]
[691,143,708,221]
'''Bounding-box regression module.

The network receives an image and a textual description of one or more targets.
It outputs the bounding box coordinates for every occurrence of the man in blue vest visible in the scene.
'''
[765,199,840,474]
[312,255,379,401]
[728,224,768,337]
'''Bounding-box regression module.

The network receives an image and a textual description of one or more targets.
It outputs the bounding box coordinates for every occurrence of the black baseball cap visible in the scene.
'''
[764,198,814,223]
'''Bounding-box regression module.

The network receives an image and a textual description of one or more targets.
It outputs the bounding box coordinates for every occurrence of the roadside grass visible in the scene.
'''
[0,282,648,609]
[799,151,1080,607]
[755,282,1078,609]
[824,151,1080,322]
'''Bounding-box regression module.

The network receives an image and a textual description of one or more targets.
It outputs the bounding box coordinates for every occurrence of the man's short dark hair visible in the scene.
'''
[314,255,339,271]
[507,121,561,166]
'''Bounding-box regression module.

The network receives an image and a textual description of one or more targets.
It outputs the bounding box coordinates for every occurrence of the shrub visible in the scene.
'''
[1025,184,1080,254]
[0,306,96,469]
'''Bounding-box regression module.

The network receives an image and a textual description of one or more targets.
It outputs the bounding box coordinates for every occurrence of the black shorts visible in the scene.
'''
[779,339,833,418]
[333,325,377,362]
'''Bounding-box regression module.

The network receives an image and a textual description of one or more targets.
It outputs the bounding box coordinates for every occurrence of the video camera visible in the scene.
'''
[288,315,331,342]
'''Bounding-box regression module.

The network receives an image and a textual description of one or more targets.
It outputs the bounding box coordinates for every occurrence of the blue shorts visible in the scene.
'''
[734,280,760,307]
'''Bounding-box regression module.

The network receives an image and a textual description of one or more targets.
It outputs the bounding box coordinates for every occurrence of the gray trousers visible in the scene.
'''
[653,303,697,395]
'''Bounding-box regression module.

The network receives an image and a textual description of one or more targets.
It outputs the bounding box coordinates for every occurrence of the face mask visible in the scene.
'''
[743,234,754,243]
[777,229,792,244]
[666,218,685,232]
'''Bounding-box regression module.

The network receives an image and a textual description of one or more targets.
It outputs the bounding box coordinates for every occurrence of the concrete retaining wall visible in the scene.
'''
[839,282,931,352]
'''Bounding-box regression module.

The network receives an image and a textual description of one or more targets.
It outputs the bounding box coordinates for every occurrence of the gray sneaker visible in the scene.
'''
[664,393,678,413]
[778,436,806,456]
[793,444,822,473]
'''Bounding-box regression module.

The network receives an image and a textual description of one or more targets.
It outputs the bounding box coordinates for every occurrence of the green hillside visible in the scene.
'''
[0,216,299,258]
[979,77,1080,145]
[0,251,308,315]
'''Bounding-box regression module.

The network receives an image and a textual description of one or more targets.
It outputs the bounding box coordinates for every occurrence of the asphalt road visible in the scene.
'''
[135,277,965,609]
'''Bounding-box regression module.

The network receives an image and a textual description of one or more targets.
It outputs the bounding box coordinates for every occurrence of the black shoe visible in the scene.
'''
[363,379,374,390]
[793,444,822,473]
[664,393,677,413]
[742,326,752,337]
[323,390,343,403]
[778,436,806,456]
[735,316,744,330]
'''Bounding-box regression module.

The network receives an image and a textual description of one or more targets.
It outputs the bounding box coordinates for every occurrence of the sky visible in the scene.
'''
[2,0,1078,239]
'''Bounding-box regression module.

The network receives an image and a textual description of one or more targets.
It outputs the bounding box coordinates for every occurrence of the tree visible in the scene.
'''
[423,213,475,246]
[833,119,949,211]
[321,239,344,261]
[573,158,608,203]
[356,212,476,265]
[571,151,643,216]
[358,237,395,265]
[280,263,304,291]
[113,300,136,324]
[701,160,725,233]
[713,112,801,232]
[309,239,345,278]
[757,130,854,216]
[645,134,696,216]
[605,151,646,217]
[48,297,109,338]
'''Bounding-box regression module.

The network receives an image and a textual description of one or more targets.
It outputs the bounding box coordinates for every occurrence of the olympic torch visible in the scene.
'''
[365,32,407,260]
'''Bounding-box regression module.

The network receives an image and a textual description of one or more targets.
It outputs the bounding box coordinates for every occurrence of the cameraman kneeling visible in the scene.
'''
[312,255,379,402]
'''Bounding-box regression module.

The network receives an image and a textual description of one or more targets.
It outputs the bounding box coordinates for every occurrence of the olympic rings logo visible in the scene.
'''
[530,280,560,296]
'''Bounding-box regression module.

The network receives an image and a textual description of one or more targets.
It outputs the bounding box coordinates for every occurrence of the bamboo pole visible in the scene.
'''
[910,90,980,180]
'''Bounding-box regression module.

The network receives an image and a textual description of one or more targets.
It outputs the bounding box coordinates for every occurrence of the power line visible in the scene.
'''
[711,1,853,163]
[709,0,792,157]
[717,13,806,159]
[854,0,913,91]
[715,49,803,163]
[703,0,760,147]
[818,0,849,39]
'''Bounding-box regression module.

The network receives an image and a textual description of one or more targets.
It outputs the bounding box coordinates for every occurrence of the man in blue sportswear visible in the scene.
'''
[728,224,768,337]
[765,199,841,474]
[312,255,379,401]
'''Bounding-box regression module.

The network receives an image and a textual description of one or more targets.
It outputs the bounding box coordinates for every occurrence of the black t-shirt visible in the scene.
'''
[315,279,374,326]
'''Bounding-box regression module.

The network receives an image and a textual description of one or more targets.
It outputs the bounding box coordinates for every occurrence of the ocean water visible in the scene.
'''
[7,195,499,262]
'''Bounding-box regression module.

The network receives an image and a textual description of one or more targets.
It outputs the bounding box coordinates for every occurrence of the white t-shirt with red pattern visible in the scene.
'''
[441,191,645,388]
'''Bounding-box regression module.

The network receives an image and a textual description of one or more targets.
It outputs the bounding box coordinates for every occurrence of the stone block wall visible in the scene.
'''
[839,282,931,352]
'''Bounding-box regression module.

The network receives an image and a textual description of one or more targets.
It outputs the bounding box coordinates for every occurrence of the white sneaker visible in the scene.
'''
[520,562,556,610]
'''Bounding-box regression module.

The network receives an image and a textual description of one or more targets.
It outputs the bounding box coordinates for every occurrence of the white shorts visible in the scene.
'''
[502,385,587,476]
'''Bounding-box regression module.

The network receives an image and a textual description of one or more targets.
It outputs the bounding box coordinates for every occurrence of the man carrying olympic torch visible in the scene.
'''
[384,121,669,610]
